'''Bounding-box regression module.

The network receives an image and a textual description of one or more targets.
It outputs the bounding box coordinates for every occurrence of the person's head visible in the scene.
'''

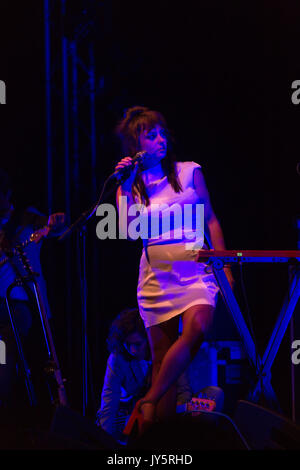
[0,168,13,220]
[115,106,182,205]
[106,308,149,361]
[116,106,169,158]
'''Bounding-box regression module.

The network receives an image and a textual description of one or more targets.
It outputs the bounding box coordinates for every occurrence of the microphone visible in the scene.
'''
[111,151,147,181]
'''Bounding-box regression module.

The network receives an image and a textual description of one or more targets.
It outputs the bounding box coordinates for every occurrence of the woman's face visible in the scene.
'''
[123,332,148,360]
[138,125,167,167]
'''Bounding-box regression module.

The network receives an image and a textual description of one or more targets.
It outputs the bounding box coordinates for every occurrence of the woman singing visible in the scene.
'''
[114,106,233,435]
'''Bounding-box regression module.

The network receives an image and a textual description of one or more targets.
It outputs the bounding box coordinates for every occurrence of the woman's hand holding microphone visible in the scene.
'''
[114,151,147,191]
[114,157,138,192]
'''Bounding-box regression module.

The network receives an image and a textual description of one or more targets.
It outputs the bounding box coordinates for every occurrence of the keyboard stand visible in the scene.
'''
[197,250,300,410]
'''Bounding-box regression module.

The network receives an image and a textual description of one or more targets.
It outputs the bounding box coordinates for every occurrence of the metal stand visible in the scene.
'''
[57,172,126,415]
[5,281,37,407]
[44,0,102,416]
[77,225,89,416]
[5,247,68,408]
[197,251,300,410]
[58,207,94,416]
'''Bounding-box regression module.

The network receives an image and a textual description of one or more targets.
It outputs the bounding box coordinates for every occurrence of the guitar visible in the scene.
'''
[177,396,216,415]
[0,225,50,267]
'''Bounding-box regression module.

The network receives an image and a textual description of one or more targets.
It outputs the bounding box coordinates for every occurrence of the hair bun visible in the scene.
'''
[124,106,149,121]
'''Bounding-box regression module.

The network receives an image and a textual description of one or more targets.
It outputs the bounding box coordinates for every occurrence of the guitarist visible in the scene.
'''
[95,308,193,443]
[0,168,65,416]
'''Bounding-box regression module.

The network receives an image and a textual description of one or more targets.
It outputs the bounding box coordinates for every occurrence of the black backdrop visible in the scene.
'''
[1,0,300,419]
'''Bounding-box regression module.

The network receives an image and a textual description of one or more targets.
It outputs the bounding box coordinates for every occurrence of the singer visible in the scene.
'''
[114,106,233,436]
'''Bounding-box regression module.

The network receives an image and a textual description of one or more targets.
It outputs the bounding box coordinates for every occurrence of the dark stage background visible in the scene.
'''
[1,0,300,422]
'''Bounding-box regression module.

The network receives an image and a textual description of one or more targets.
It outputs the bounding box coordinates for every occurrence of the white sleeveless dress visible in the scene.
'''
[137,161,219,328]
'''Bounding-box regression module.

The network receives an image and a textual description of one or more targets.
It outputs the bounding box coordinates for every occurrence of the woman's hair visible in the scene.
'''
[106,308,147,357]
[115,106,182,205]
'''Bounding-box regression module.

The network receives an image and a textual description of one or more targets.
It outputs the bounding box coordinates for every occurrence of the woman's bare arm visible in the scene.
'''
[194,168,234,287]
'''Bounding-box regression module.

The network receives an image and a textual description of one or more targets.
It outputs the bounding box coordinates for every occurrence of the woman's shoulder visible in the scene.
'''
[175,161,202,185]
[176,161,202,173]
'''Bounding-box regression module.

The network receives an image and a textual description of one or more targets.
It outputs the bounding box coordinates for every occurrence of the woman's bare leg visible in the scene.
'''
[146,315,179,421]
[142,304,214,418]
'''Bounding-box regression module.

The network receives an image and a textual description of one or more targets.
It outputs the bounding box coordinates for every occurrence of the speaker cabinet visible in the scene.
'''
[234,400,300,450]
[130,411,249,450]
[49,405,119,449]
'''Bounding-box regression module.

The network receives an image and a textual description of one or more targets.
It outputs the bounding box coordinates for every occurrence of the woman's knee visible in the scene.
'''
[182,305,214,339]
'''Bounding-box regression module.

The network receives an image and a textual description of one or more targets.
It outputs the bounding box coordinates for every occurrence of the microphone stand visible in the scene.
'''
[58,170,128,417]
[59,205,96,417]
